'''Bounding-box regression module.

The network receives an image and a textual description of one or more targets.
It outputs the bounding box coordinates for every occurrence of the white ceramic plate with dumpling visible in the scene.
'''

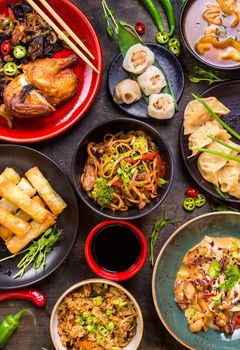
[180,80,240,204]
[108,43,184,119]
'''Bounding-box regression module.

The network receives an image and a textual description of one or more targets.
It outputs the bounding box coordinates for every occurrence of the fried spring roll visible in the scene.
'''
[25,167,67,215]
[0,196,46,241]
[0,178,36,214]
[6,214,56,254]
[0,168,20,183]
[0,207,30,237]
[0,177,49,223]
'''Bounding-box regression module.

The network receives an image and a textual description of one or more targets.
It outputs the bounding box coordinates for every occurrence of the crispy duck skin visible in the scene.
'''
[22,54,78,106]
[3,54,78,119]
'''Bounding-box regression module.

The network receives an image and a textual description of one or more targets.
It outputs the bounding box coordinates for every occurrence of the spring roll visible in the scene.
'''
[0,196,46,241]
[25,167,67,215]
[0,178,36,214]
[0,177,50,223]
[0,207,30,237]
[0,168,20,183]
[6,213,56,254]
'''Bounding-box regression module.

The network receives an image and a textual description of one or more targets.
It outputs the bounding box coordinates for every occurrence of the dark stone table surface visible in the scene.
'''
[0,0,239,349]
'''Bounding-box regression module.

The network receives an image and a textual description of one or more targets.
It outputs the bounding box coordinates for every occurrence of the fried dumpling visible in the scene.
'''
[113,79,141,105]
[123,44,155,75]
[197,141,233,187]
[137,65,166,96]
[148,93,175,119]
[218,163,240,199]
[184,97,230,135]
[188,120,231,156]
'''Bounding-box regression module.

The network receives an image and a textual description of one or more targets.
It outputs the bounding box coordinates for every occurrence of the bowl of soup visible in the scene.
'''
[180,0,240,69]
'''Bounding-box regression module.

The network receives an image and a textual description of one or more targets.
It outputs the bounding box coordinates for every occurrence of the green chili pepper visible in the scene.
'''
[0,310,29,349]
[3,62,18,76]
[13,45,27,59]
[158,0,176,36]
[183,197,196,212]
[168,37,181,48]
[195,194,206,207]
[168,44,180,57]
[140,0,164,32]
[156,31,170,44]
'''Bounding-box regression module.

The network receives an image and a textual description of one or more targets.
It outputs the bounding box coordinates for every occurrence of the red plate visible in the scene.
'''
[0,0,102,143]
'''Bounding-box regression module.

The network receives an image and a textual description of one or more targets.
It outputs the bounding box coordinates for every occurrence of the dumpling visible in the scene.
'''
[184,97,230,135]
[137,65,166,96]
[197,140,234,187]
[188,120,231,156]
[113,79,141,105]
[123,44,155,75]
[148,93,175,119]
[218,163,240,199]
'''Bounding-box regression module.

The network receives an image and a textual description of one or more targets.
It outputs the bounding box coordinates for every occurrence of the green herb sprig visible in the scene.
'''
[150,215,178,266]
[188,66,229,85]
[211,198,238,211]
[0,226,63,278]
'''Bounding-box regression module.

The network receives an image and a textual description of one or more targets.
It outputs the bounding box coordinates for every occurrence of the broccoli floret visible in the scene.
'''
[92,178,114,208]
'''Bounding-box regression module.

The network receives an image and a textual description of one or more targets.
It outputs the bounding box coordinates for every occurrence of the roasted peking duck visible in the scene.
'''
[3,54,78,119]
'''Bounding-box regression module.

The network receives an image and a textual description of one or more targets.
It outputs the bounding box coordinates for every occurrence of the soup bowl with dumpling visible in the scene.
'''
[180,0,240,70]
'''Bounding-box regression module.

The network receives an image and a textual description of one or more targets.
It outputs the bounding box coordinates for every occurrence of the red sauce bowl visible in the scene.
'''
[85,220,147,281]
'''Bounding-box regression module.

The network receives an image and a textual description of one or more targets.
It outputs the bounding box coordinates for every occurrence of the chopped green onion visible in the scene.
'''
[106,310,113,317]
[82,311,89,318]
[106,322,114,330]
[95,296,103,306]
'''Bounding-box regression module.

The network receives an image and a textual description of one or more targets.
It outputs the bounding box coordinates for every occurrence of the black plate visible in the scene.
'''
[0,145,79,289]
[180,80,240,204]
[108,43,185,118]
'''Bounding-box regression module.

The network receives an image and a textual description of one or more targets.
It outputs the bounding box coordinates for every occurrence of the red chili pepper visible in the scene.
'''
[202,293,218,298]
[0,288,47,307]
[112,180,123,187]
[1,40,11,56]
[125,151,159,164]
[185,187,199,198]
[135,22,145,35]
[235,317,240,325]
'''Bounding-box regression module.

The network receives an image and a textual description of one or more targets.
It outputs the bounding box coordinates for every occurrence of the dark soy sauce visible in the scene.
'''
[92,225,141,272]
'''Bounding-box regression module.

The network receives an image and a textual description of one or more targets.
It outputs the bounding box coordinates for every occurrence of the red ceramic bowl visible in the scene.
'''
[0,0,102,143]
[85,220,148,281]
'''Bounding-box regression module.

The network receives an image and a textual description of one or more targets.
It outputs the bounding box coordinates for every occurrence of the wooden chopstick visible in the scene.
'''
[26,0,99,74]
[38,0,95,60]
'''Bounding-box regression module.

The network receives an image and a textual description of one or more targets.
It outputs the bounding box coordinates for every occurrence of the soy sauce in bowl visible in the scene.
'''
[92,224,141,272]
[85,220,148,281]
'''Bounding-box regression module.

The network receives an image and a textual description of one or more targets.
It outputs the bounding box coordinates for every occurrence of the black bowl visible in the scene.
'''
[179,0,240,71]
[71,118,174,220]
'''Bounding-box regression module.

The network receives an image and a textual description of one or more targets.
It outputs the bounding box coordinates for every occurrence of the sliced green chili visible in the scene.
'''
[156,31,169,44]
[3,62,18,76]
[183,197,196,212]
[195,194,206,207]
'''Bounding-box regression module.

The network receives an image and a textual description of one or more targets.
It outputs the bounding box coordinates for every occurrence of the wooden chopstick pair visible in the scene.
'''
[26,0,99,74]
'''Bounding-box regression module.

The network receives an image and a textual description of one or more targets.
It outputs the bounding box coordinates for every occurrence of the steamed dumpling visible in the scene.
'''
[137,65,166,96]
[188,120,230,156]
[184,97,230,135]
[114,79,141,105]
[197,140,234,187]
[123,44,155,75]
[148,93,175,119]
[218,163,240,199]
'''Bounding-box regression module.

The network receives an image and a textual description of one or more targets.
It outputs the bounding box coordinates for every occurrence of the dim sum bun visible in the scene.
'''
[114,79,141,105]
[123,44,155,74]
[148,93,175,119]
[137,65,166,96]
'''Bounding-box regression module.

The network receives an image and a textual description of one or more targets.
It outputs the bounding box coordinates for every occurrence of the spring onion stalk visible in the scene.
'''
[196,148,240,163]
[207,135,240,153]
[192,94,240,142]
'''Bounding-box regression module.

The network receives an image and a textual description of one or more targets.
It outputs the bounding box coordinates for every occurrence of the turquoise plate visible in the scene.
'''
[152,212,240,350]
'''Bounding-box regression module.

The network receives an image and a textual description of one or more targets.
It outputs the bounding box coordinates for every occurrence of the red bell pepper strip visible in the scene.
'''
[125,151,159,163]
[202,293,218,298]
[112,180,123,187]
[0,288,47,307]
